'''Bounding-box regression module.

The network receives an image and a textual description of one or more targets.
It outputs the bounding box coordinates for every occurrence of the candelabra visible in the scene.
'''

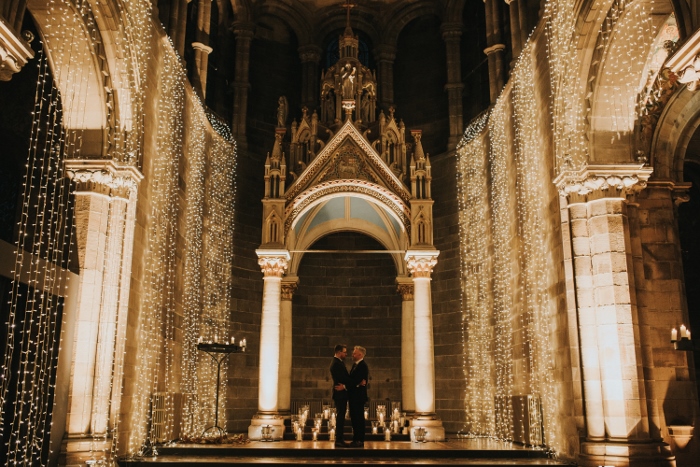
[671,325,695,351]
[197,339,246,437]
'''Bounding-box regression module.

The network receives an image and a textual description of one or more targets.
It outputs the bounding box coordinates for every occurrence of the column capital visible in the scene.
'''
[396,283,414,300]
[0,21,34,81]
[374,44,397,62]
[298,44,322,63]
[405,250,439,278]
[256,249,290,277]
[232,22,255,38]
[554,163,653,202]
[483,44,506,56]
[440,22,463,40]
[280,277,298,300]
[64,159,144,199]
[192,41,213,54]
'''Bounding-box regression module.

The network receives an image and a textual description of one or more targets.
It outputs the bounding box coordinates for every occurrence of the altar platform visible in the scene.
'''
[117,437,570,466]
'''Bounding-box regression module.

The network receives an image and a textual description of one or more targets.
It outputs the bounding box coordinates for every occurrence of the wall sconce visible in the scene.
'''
[671,324,695,351]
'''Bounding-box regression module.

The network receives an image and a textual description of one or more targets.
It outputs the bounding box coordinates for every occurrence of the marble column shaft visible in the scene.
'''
[278,280,297,415]
[484,0,506,104]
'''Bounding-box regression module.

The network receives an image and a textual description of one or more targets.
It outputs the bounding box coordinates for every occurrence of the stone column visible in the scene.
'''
[483,0,506,104]
[505,0,525,66]
[555,165,675,467]
[278,278,298,417]
[375,44,396,111]
[0,12,34,82]
[61,160,142,462]
[299,45,321,111]
[441,22,464,148]
[249,249,290,440]
[397,277,415,413]
[405,250,444,441]
[190,0,213,100]
[231,24,254,148]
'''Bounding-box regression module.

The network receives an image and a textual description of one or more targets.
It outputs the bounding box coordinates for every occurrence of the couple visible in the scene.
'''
[329,344,368,448]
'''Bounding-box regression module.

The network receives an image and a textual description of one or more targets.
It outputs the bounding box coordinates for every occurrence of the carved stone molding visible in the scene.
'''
[64,159,144,199]
[192,42,213,54]
[666,29,700,92]
[405,250,439,278]
[0,19,34,81]
[256,249,290,277]
[553,164,653,200]
[646,180,692,206]
[483,44,506,56]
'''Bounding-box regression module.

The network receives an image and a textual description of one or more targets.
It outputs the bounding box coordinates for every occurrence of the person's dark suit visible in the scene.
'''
[349,359,369,443]
[330,356,354,444]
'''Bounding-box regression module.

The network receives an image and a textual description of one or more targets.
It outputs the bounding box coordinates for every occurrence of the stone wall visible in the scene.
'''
[291,232,403,404]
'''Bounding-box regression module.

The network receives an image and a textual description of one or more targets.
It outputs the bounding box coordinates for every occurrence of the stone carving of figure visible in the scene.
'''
[341,62,356,99]
[361,92,371,122]
[325,93,335,122]
[277,96,288,128]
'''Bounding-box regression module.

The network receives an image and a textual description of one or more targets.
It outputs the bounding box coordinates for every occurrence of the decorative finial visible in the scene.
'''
[341,0,356,30]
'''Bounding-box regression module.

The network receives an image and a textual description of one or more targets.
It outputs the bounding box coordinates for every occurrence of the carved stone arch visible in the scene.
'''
[252,0,314,45]
[651,88,700,181]
[27,0,126,156]
[380,1,443,46]
[314,5,382,50]
[585,0,677,163]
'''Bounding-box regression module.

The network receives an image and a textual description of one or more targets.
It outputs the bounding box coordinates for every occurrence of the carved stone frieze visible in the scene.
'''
[553,164,653,200]
[667,29,700,92]
[256,249,290,277]
[0,19,34,81]
[64,159,144,199]
[405,250,439,278]
[284,179,411,236]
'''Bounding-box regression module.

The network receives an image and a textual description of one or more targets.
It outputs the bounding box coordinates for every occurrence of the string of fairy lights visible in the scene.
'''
[487,96,515,441]
[0,43,75,465]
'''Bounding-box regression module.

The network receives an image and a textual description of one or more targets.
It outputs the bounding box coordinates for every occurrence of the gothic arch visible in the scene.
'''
[444,0,466,24]
[380,1,443,47]
[229,0,252,22]
[651,88,700,181]
[251,0,314,45]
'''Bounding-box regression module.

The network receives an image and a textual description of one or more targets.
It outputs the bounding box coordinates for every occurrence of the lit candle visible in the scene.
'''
[672,328,678,341]
[384,428,391,441]
[372,425,378,434]
[688,329,692,340]
[312,428,318,441]
[680,324,687,339]
[241,338,247,350]
[323,408,329,419]
[231,336,235,344]
[364,408,368,419]
[329,428,335,441]
[379,412,384,424]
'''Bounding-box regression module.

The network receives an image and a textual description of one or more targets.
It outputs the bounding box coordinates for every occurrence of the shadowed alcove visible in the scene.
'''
[291,232,402,404]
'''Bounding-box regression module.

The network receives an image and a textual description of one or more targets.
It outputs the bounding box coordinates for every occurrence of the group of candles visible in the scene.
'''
[196,336,247,349]
[291,405,337,441]
[671,324,692,342]
[370,405,408,440]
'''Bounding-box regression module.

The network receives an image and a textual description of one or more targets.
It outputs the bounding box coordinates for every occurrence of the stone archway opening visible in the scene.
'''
[291,231,403,404]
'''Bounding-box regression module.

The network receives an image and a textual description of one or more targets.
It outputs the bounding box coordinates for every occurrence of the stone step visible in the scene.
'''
[117,439,568,467]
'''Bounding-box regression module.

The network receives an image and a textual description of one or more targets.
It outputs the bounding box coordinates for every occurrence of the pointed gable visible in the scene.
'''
[284,119,411,205]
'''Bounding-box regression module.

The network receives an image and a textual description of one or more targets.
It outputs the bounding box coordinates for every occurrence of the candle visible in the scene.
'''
[364,408,369,419]
[672,328,678,341]
[323,408,330,419]
[372,426,378,434]
[241,338,247,350]
[312,428,318,441]
[292,421,299,433]
[384,428,391,441]
[230,336,235,344]
[379,413,384,424]
[296,428,303,441]
[329,428,336,441]
[680,324,687,339]
[688,329,692,340]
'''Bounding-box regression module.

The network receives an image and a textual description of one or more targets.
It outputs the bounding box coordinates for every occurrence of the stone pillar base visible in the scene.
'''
[59,437,112,467]
[248,413,285,440]
[579,440,675,467]
[409,415,445,442]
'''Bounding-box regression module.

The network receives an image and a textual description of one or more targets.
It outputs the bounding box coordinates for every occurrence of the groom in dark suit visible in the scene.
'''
[348,346,369,447]
[329,344,353,447]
